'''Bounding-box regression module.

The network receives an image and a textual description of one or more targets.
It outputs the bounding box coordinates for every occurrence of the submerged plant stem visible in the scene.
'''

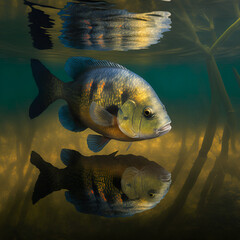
[159,90,219,228]
[197,119,231,210]
[160,2,237,226]
[233,67,240,87]
[206,54,234,113]
[210,17,240,54]
[206,54,236,151]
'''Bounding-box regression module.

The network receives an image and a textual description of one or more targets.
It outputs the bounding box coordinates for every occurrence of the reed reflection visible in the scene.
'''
[30,149,171,217]
[24,0,55,50]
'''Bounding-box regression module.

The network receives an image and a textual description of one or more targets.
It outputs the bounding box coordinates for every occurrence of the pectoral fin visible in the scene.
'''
[87,134,111,152]
[59,105,87,132]
[90,101,114,126]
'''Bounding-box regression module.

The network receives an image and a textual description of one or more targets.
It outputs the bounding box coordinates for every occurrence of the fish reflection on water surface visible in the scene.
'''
[24,0,171,51]
[30,150,171,217]
[58,1,171,51]
[29,57,171,152]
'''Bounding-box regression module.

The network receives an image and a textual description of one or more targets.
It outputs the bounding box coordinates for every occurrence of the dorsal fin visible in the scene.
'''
[65,57,127,79]
[60,149,83,166]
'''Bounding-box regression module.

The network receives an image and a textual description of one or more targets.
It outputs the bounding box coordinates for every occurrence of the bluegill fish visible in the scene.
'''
[59,1,171,51]
[30,150,171,217]
[30,57,171,152]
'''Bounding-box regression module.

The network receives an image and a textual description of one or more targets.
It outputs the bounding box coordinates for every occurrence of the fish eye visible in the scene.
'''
[162,105,166,111]
[143,107,154,118]
[148,189,157,198]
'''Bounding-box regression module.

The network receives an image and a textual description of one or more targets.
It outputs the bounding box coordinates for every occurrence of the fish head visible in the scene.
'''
[117,96,171,139]
[137,96,171,139]
[121,164,171,207]
[136,164,171,205]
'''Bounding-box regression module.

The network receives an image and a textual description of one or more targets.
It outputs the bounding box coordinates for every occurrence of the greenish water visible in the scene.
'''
[0,0,240,239]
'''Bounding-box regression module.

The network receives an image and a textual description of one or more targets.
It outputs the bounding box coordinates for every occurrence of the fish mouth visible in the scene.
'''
[155,123,172,136]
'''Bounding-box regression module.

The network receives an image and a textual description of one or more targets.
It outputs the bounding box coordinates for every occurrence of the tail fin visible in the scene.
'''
[30,151,62,204]
[29,59,64,119]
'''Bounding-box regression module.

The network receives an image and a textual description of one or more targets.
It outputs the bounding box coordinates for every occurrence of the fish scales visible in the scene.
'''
[30,150,171,217]
[65,67,155,140]
[29,57,171,151]
[76,167,123,204]
[63,168,121,207]
[68,67,148,109]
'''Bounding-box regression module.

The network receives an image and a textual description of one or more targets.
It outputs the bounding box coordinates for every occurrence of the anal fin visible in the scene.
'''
[87,134,110,152]
[59,105,87,132]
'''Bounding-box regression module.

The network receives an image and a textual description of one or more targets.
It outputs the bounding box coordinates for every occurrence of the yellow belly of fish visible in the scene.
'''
[79,105,135,141]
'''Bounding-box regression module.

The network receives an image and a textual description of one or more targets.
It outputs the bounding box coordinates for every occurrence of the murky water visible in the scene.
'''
[0,0,240,239]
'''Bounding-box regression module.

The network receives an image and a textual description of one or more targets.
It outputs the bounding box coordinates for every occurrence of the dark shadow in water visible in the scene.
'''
[58,0,171,51]
[24,0,56,50]
[30,149,171,218]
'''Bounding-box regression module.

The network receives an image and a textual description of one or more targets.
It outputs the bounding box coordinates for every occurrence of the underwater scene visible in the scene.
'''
[0,0,240,239]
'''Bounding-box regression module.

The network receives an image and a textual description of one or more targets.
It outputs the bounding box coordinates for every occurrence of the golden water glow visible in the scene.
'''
[0,0,240,238]
[0,113,239,214]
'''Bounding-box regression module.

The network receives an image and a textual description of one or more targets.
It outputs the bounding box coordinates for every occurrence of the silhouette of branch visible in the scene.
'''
[210,17,240,54]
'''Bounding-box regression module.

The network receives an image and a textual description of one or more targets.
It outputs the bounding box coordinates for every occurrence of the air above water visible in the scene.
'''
[0,0,240,240]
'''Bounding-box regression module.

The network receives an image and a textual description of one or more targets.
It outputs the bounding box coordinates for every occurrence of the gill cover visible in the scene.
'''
[117,100,141,138]
[121,167,140,199]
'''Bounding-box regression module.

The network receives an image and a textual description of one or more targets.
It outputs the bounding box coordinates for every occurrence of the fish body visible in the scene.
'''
[30,150,171,217]
[30,57,171,152]
[59,2,171,51]
[66,66,164,140]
